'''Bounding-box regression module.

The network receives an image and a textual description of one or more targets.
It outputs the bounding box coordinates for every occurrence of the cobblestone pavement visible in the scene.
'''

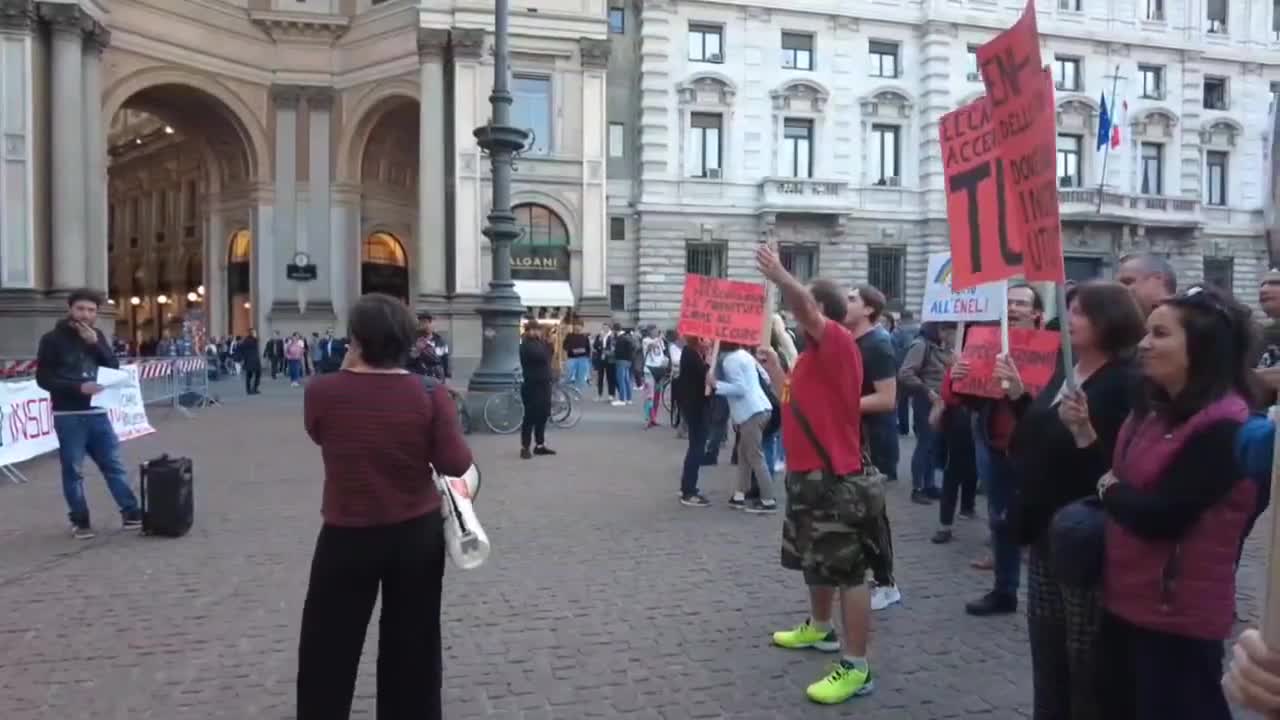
[0,377,1268,719]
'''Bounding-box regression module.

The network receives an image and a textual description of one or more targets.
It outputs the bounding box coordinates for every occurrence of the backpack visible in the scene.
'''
[757,367,782,436]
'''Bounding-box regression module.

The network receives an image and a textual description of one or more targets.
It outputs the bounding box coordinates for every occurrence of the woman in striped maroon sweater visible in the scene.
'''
[297,293,473,720]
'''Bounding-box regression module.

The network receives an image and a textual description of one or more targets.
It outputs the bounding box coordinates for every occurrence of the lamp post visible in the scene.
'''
[467,0,531,395]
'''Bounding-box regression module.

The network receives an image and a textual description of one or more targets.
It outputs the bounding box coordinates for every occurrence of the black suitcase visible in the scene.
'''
[140,455,194,537]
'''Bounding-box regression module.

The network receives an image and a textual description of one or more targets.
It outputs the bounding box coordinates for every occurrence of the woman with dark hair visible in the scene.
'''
[519,321,555,459]
[298,293,474,719]
[1095,285,1258,720]
[1003,281,1146,719]
[675,336,712,506]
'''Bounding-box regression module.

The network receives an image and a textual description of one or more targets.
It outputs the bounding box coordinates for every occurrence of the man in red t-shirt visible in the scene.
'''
[753,244,876,706]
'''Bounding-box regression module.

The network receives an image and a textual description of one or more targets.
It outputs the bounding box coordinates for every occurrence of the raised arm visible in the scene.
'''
[756,244,825,343]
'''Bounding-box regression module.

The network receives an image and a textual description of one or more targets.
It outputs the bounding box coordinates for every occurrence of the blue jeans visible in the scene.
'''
[564,357,590,389]
[864,413,900,481]
[973,417,1022,596]
[910,393,941,492]
[614,360,633,402]
[54,413,139,527]
[288,358,303,383]
[681,413,708,497]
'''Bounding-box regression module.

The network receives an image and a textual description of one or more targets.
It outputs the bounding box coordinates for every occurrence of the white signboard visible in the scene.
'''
[921,252,1006,322]
[0,364,155,467]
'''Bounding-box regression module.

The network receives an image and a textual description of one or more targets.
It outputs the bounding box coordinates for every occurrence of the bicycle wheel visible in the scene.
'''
[483,391,523,434]
[552,386,582,429]
[661,380,674,411]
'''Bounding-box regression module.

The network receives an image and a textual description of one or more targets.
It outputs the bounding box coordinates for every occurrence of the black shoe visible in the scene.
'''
[728,495,747,509]
[533,446,556,456]
[931,529,953,544]
[680,494,711,507]
[965,591,1018,616]
[911,490,934,505]
[122,510,143,529]
[745,499,778,514]
[520,448,533,460]
[71,524,96,540]
[925,486,943,500]
[959,509,977,520]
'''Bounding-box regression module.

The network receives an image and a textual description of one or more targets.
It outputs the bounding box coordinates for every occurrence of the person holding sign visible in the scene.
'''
[755,244,883,706]
[1005,282,1145,718]
[1095,286,1258,720]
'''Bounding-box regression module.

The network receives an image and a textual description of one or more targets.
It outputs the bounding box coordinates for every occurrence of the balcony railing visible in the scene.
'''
[1059,188,1200,224]
[759,178,852,211]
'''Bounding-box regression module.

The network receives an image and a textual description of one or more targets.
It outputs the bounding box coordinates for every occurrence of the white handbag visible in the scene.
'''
[435,464,489,570]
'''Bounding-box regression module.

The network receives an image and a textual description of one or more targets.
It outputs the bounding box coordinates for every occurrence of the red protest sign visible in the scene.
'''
[975,0,1065,284]
[951,325,1061,399]
[939,97,1016,290]
[677,274,767,346]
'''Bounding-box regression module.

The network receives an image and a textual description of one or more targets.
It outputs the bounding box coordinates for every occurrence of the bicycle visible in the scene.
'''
[482,379,578,434]
[447,386,472,435]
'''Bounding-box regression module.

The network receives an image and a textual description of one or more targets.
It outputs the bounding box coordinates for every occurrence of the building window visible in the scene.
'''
[781,32,814,71]
[689,112,722,178]
[608,122,625,158]
[1208,0,1228,33]
[1057,134,1082,188]
[1204,256,1234,291]
[1059,0,1081,10]
[512,75,552,155]
[1053,56,1082,91]
[782,119,813,178]
[685,242,727,278]
[1204,76,1228,110]
[1206,150,1228,206]
[966,46,980,79]
[780,244,819,283]
[512,203,570,246]
[871,124,900,185]
[688,24,723,63]
[1140,142,1163,195]
[608,6,625,34]
[1139,65,1164,99]
[609,216,626,241]
[869,41,899,78]
[609,283,626,311]
[867,246,906,308]
[1147,0,1165,20]
[1064,256,1104,282]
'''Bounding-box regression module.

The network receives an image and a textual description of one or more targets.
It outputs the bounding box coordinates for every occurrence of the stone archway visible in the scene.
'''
[351,97,420,302]
[361,231,410,303]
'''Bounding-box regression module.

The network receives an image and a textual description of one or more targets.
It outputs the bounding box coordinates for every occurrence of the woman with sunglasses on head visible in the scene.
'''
[1092,285,1259,720]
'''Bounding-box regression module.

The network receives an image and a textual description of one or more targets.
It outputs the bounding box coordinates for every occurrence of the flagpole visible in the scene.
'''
[1096,64,1122,213]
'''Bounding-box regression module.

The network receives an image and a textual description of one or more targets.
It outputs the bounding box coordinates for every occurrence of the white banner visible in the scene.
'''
[0,364,155,466]
[921,252,1007,323]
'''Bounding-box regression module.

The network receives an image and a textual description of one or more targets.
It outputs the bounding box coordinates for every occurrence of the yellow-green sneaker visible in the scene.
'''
[770,620,839,651]
[805,661,874,705]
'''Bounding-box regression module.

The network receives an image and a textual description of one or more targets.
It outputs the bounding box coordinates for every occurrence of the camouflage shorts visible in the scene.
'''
[780,469,888,588]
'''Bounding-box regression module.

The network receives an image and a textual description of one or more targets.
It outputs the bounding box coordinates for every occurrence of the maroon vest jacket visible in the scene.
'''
[1103,393,1252,641]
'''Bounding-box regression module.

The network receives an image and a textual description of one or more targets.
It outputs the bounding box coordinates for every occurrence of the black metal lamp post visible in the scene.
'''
[467,0,531,394]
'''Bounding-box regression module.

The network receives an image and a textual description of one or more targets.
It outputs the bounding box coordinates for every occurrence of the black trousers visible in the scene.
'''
[244,365,261,393]
[521,382,551,449]
[1098,612,1231,720]
[601,361,617,398]
[939,407,978,525]
[297,513,445,720]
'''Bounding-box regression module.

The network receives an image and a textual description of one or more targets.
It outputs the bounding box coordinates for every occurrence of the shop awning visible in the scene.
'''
[513,280,575,308]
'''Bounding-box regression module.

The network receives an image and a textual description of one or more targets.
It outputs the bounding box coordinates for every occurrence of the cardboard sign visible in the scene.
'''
[951,325,1061,399]
[677,274,766,345]
[975,1,1065,284]
[939,97,1013,290]
[921,252,1006,322]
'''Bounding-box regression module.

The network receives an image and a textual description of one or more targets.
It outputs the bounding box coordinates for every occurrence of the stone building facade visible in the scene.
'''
[0,0,610,372]
[605,0,1280,327]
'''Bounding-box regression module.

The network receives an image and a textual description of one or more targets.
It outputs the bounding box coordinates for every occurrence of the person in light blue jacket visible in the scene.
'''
[711,342,777,514]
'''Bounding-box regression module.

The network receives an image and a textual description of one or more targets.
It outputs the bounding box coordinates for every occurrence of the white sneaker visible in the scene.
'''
[870,585,902,611]
[610,400,624,407]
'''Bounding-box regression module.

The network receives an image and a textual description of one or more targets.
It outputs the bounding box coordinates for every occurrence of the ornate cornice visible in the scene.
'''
[249,10,348,43]
[85,20,110,52]
[418,27,449,59]
[450,28,485,60]
[0,0,35,32]
[579,37,610,69]
[270,84,303,108]
[304,86,333,111]
[38,1,82,35]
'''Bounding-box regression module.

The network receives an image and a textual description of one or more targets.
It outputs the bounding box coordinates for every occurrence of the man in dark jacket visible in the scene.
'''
[237,329,262,394]
[35,288,142,539]
[264,330,285,378]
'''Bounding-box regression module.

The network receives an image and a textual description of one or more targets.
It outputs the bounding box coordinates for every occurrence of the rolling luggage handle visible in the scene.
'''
[138,459,149,532]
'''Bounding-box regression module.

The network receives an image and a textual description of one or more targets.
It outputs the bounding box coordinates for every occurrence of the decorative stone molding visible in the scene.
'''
[579,38,610,69]
[85,20,110,52]
[831,16,858,32]
[249,11,349,43]
[641,0,674,12]
[744,6,770,22]
[0,0,35,31]
[770,80,829,113]
[1200,118,1243,147]
[1131,107,1178,139]
[1056,96,1100,135]
[38,2,81,35]
[304,87,334,111]
[1243,62,1264,77]
[450,28,486,60]
[417,27,449,59]
[270,84,303,108]
[677,73,736,106]
[917,20,957,38]
[1182,50,1203,63]
[858,88,913,119]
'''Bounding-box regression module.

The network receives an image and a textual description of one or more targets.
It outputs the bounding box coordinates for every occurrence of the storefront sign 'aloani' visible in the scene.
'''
[510,245,571,282]
[974,0,1065,284]
[676,274,766,346]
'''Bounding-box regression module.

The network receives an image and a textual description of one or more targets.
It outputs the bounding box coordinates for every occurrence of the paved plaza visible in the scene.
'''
[0,378,1270,719]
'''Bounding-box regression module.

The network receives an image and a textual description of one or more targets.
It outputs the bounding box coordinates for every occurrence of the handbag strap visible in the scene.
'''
[790,401,836,476]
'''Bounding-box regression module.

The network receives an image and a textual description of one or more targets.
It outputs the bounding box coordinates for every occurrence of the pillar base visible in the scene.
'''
[0,290,77,356]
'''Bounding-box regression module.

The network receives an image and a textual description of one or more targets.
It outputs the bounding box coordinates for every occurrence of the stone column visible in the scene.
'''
[916,21,955,218]
[448,28,486,296]
[82,21,108,292]
[270,85,299,313]
[417,28,449,309]
[330,182,361,331]
[205,209,225,335]
[250,192,274,336]
[0,0,37,291]
[42,2,86,291]
[577,37,610,318]
[306,88,335,315]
